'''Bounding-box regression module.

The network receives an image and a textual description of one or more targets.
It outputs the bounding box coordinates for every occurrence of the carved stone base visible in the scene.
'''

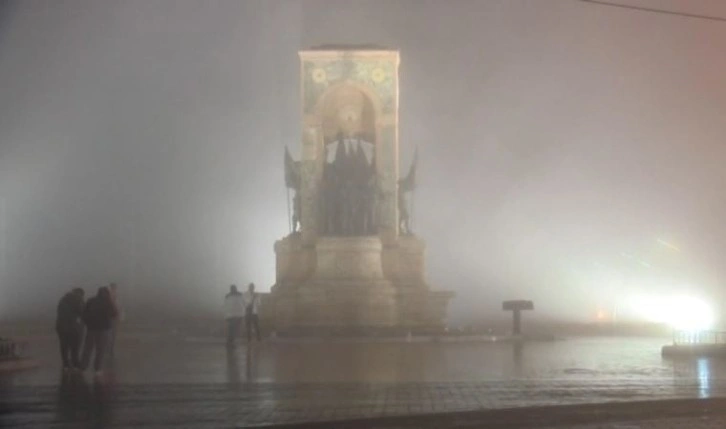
[267,234,453,334]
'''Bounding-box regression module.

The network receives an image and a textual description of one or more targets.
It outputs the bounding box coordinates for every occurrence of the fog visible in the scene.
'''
[1,0,726,326]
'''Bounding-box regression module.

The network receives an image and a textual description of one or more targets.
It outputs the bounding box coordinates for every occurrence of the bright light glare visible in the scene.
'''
[628,294,714,331]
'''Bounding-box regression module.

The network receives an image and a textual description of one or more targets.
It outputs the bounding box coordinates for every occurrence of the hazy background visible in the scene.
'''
[1,0,726,326]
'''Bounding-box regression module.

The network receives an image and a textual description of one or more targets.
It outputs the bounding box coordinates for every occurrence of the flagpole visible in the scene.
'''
[286,186,292,234]
[410,146,418,233]
[410,188,415,232]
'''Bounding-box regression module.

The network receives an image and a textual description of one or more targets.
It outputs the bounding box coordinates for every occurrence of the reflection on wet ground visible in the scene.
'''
[3,336,726,427]
[53,371,116,426]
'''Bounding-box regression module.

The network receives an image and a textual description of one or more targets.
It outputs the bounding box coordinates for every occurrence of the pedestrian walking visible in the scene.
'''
[243,283,261,342]
[80,287,117,377]
[55,288,85,370]
[224,284,244,346]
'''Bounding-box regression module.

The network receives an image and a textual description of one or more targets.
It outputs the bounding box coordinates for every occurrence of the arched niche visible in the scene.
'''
[313,82,383,146]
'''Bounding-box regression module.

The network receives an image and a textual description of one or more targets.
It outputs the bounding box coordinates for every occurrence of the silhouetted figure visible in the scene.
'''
[56,288,85,370]
[224,284,244,346]
[80,287,117,377]
[243,283,261,342]
[107,282,124,361]
[398,148,417,235]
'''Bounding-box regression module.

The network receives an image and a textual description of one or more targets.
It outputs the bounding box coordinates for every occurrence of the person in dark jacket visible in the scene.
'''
[55,288,85,370]
[80,287,117,376]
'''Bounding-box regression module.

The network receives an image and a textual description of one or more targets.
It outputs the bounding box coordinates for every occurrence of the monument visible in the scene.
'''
[266,46,454,335]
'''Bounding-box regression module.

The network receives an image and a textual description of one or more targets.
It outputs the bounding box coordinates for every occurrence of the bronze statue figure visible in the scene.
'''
[284,146,302,233]
[398,148,417,235]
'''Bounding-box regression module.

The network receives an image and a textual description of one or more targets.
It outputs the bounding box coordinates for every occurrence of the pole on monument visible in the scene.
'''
[410,187,415,233]
[286,186,292,234]
[409,146,418,232]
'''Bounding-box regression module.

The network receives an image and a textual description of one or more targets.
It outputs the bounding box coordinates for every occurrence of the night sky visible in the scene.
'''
[1,0,726,325]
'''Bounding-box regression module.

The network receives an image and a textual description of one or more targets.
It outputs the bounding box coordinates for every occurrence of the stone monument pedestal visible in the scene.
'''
[267,234,453,335]
[264,47,454,336]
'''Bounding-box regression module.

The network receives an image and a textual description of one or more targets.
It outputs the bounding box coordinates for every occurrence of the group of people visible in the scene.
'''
[55,283,122,377]
[56,281,259,374]
[224,283,261,345]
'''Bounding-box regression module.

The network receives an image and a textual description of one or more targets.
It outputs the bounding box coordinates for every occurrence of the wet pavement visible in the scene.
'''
[2,335,726,427]
[559,420,726,429]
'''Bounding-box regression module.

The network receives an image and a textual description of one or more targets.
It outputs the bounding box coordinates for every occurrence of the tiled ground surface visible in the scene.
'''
[3,336,726,428]
[551,419,726,429]
[3,378,726,428]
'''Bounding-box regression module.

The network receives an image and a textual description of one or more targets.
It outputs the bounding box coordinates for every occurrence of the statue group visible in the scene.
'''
[284,137,417,237]
[321,136,377,236]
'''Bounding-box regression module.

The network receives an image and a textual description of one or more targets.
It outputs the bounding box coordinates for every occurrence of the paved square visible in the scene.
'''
[3,336,726,427]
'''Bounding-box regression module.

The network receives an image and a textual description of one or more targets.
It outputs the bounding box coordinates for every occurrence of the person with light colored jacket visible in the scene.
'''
[243,283,261,342]
[224,284,245,345]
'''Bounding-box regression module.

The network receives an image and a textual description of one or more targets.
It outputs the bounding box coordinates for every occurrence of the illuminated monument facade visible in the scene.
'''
[267,47,453,334]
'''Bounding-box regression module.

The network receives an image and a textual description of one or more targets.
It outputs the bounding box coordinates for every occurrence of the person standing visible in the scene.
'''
[224,285,244,346]
[243,283,261,342]
[80,287,117,377]
[108,282,124,360]
[55,288,85,370]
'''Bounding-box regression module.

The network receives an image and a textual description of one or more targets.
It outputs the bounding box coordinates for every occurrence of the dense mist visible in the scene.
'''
[2,0,726,326]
